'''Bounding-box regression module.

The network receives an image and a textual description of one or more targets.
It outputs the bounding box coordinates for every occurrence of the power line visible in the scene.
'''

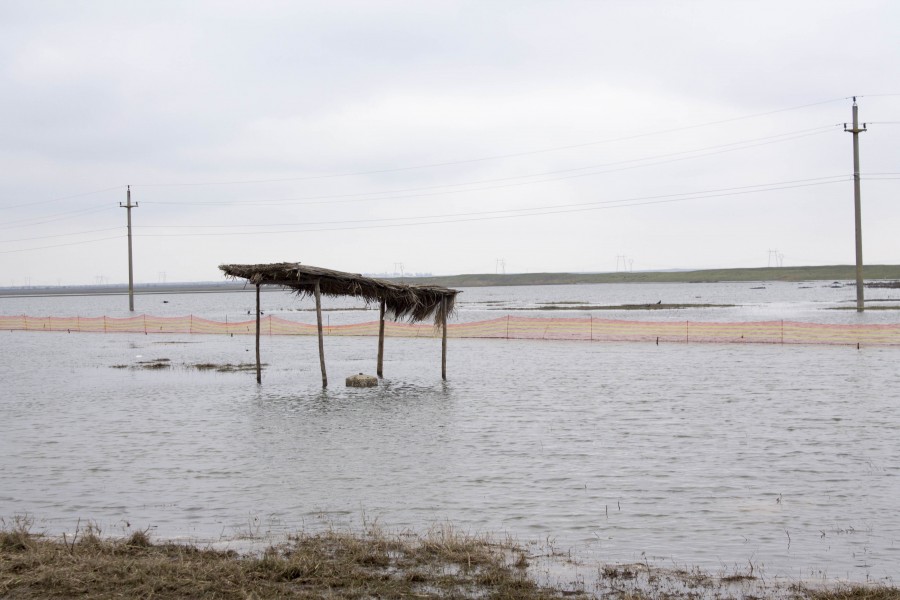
[0,205,115,231]
[0,185,123,211]
[134,177,849,237]
[0,227,122,244]
[0,126,833,217]
[142,127,838,208]
[137,175,849,229]
[132,97,847,188]
[0,234,124,254]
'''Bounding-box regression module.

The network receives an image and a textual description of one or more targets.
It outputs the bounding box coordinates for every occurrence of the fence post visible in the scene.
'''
[506,315,510,339]
[103,316,107,333]
[686,320,689,343]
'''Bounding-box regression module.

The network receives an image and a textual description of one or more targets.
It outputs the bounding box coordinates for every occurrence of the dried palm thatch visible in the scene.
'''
[219,263,459,324]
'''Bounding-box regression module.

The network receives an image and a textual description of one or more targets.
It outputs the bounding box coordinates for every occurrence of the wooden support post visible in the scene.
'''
[441,297,448,381]
[315,279,327,388]
[377,299,385,378]
[255,284,261,384]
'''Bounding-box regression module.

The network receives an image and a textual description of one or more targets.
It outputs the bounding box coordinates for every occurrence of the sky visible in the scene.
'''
[1,0,899,286]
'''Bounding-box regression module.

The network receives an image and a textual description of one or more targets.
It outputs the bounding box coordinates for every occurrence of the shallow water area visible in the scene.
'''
[3,280,900,325]
[3,311,900,587]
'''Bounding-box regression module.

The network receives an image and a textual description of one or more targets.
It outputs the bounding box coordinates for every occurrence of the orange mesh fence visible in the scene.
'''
[2,314,899,346]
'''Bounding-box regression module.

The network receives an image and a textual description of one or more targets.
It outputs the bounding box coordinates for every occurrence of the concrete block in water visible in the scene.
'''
[346,373,378,387]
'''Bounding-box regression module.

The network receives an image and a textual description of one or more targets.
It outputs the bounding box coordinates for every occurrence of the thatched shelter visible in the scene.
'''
[219,262,460,387]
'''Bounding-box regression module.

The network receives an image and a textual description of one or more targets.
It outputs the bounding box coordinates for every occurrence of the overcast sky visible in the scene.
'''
[1,0,898,285]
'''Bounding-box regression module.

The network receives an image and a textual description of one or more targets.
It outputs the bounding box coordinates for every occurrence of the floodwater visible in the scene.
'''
[1,282,899,586]
[3,280,900,324]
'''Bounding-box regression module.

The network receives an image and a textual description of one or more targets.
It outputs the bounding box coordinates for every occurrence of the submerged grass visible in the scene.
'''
[189,362,263,373]
[2,518,899,599]
[109,361,265,372]
[499,303,735,311]
[827,305,900,310]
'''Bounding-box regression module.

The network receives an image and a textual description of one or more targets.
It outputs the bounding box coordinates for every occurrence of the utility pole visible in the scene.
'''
[844,97,867,312]
[119,185,138,312]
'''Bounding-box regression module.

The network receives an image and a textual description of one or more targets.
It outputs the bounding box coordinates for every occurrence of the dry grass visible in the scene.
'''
[592,559,900,600]
[4,518,900,599]
[0,519,569,599]
[806,588,900,600]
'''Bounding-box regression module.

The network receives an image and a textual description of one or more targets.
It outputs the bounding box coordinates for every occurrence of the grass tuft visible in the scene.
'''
[0,516,35,552]
[4,520,900,599]
[0,522,569,599]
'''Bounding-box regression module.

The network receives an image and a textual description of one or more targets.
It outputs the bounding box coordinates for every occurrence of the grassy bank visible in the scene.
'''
[2,520,899,599]
[3,265,900,297]
[1,520,558,600]
[403,265,900,287]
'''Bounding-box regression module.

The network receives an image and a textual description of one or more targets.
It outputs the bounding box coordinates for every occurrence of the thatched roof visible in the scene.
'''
[219,262,459,324]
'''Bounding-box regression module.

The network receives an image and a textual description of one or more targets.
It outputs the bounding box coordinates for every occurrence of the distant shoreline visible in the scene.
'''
[2,264,899,297]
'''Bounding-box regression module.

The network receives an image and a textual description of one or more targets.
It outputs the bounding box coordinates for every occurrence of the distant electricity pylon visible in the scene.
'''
[844,97,867,312]
[119,185,138,312]
[615,255,633,272]
[495,258,506,274]
[767,249,784,268]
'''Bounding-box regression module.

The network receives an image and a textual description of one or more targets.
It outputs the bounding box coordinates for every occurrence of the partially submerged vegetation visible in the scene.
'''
[498,303,735,311]
[190,362,264,373]
[111,359,264,372]
[0,519,565,599]
[2,519,898,599]
[827,305,900,311]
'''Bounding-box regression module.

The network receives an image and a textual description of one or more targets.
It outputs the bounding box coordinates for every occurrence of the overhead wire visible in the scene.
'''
[141,127,839,208]
[0,227,123,244]
[0,235,124,254]
[137,175,850,230]
[132,97,847,188]
[0,205,116,230]
[0,185,123,211]
[2,96,888,258]
[134,177,850,237]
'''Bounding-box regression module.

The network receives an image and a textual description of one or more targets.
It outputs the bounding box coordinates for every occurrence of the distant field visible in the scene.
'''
[2,265,899,296]
[400,264,900,287]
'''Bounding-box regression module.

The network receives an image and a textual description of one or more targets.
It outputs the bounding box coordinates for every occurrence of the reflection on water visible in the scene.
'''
[2,328,899,584]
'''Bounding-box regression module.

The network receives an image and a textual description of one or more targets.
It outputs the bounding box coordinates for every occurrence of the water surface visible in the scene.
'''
[2,320,898,584]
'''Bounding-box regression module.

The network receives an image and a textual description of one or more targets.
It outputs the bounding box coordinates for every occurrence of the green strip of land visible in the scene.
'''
[402,265,900,287]
[1,265,899,297]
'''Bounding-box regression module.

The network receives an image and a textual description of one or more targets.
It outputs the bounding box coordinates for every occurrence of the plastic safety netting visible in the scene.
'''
[2,314,899,346]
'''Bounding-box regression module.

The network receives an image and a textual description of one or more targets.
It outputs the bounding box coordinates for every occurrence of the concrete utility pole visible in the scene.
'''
[844,98,867,312]
[119,185,138,312]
